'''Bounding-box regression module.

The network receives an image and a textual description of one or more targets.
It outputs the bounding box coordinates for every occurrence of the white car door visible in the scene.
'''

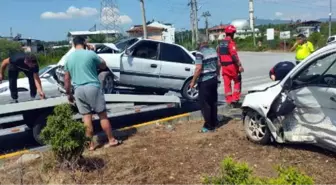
[281,51,336,147]
[158,43,194,90]
[120,40,161,88]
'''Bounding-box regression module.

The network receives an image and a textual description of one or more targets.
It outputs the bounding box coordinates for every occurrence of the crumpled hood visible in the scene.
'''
[247,81,280,92]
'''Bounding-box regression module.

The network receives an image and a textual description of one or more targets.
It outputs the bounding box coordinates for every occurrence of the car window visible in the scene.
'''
[38,66,51,76]
[160,43,194,64]
[293,52,336,86]
[95,45,113,54]
[132,41,159,60]
[116,38,138,52]
[327,37,335,43]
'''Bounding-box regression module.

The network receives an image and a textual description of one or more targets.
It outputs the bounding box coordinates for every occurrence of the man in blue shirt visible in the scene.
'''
[269,61,295,81]
[64,36,122,151]
[190,42,221,133]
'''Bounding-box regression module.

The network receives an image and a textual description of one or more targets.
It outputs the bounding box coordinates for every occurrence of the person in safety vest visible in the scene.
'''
[269,61,295,81]
[216,25,244,108]
[290,34,314,65]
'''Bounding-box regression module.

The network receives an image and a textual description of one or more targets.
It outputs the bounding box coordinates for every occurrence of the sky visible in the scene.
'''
[0,0,333,41]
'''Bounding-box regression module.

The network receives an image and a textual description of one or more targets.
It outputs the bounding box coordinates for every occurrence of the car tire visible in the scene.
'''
[32,114,48,146]
[99,71,114,94]
[181,79,199,101]
[244,109,271,145]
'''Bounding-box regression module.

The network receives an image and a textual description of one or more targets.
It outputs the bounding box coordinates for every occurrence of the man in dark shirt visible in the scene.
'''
[269,61,295,81]
[0,52,45,103]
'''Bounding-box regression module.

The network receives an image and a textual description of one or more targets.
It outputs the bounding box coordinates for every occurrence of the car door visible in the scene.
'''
[158,43,194,90]
[120,40,161,88]
[282,51,336,145]
[95,44,121,80]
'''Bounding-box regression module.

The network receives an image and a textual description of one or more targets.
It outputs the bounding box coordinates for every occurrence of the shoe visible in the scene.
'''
[232,101,242,108]
[199,127,216,133]
[10,99,18,104]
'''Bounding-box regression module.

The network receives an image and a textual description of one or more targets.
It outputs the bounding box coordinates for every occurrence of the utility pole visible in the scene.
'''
[202,11,211,41]
[140,0,147,39]
[10,27,13,38]
[192,0,199,43]
[329,0,332,37]
[249,0,256,46]
[188,1,195,46]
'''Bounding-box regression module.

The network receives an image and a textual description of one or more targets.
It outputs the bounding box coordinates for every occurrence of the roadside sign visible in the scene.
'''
[266,28,274,40]
[280,31,291,39]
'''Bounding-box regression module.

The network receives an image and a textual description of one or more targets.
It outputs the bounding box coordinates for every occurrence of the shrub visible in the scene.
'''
[0,39,23,61]
[202,157,314,185]
[40,104,90,164]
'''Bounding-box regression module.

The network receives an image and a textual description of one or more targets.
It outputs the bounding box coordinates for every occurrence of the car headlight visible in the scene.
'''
[0,87,8,93]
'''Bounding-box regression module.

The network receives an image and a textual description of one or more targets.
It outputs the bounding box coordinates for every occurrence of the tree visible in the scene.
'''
[88,34,106,43]
[41,104,90,164]
[0,39,22,61]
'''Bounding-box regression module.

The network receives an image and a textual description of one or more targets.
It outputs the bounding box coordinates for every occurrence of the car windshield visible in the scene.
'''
[115,38,138,52]
[38,66,51,76]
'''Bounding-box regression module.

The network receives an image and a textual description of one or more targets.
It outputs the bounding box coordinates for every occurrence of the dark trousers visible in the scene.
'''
[198,77,218,130]
[8,64,36,100]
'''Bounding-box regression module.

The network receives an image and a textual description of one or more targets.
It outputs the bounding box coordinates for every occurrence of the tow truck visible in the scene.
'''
[0,91,181,145]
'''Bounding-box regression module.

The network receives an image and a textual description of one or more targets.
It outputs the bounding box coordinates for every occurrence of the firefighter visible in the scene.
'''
[217,25,244,108]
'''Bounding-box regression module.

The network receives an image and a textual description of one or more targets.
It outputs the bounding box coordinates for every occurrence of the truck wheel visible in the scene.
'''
[99,71,114,94]
[32,114,48,145]
[244,110,271,145]
[181,79,199,101]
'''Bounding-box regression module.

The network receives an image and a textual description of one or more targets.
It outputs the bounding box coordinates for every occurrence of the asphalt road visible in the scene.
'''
[0,51,296,155]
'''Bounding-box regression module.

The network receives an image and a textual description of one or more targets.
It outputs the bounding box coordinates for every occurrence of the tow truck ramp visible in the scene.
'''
[0,94,181,144]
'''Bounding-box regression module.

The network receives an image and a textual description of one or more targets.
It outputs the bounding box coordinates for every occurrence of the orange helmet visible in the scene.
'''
[224,25,236,34]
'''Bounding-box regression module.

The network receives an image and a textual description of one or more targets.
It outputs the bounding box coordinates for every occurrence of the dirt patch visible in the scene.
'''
[1,120,336,184]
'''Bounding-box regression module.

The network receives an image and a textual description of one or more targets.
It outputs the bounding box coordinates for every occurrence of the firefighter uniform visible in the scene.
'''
[217,26,242,106]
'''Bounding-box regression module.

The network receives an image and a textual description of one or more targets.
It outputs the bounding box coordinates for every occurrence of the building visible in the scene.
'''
[230,19,260,39]
[289,20,321,37]
[67,30,119,44]
[126,20,175,44]
[208,19,260,41]
[208,25,227,41]
[1,34,44,53]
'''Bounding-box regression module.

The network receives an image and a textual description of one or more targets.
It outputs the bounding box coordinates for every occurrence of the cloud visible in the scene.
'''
[101,7,132,25]
[275,12,283,17]
[41,6,98,19]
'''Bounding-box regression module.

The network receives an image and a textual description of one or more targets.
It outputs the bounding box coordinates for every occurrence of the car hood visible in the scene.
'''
[247,81,280,92]
[0,78,28,88]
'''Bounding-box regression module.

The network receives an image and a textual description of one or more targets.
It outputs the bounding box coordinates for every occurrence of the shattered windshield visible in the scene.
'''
[115,38,139,52]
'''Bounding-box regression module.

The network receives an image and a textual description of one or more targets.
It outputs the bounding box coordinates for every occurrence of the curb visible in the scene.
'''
[0,104,242,160]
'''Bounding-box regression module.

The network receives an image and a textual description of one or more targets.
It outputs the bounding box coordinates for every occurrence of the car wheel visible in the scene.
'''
[32,114,48,145]
[99,71,114,94]
[182,79,199,101]
[244,110,271,145]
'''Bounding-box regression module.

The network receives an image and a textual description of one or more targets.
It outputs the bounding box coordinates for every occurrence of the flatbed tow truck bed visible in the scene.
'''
[0,93,181,145]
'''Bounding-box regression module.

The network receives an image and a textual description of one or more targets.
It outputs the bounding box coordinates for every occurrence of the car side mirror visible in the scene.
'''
[42,73,51,78]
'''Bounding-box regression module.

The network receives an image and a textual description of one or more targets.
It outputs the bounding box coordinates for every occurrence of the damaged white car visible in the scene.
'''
[241,43,336,153]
